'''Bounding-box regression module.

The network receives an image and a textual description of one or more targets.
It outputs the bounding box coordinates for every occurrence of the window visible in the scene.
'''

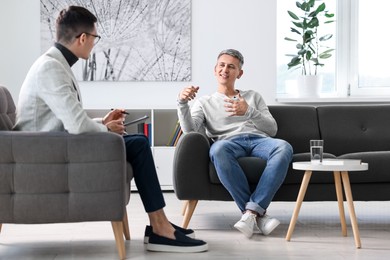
[277,0,390,98]
[349,0,390,96]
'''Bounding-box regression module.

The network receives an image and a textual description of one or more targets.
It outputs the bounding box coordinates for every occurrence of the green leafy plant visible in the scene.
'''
[285,0,335,75]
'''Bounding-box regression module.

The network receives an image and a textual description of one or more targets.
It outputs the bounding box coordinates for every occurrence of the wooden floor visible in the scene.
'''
[1,192,389,259]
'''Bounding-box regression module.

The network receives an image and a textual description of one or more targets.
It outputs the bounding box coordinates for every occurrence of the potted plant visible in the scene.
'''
[284,0,335,97]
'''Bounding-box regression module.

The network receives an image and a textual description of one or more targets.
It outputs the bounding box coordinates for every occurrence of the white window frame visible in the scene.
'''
[335,0,351,97]
[337,0,390,97]
[348,0,390,97]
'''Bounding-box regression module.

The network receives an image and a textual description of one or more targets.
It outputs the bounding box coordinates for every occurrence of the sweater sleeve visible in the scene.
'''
[244,92,278,137]
[177,99,206,135]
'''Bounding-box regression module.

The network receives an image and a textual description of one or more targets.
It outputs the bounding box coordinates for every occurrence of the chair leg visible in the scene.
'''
[182,200,198,229]
[0,223,2,233]
[181,200,189,216]
[122,210,130,240]
[111,221,126,260]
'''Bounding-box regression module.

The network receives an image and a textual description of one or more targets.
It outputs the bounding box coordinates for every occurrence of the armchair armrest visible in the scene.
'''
[173,132,212,199]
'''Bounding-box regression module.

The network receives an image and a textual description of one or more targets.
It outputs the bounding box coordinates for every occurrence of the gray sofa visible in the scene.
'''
[173,104,390,228]
[0,86,132,260]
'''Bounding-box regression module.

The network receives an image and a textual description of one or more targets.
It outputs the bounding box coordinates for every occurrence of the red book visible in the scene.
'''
[144,123,149,137]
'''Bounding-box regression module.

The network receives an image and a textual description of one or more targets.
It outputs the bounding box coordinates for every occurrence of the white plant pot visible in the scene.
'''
[296,75,323,98]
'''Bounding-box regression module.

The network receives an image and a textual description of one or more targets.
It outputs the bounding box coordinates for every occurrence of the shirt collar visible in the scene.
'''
[54,42,79,67]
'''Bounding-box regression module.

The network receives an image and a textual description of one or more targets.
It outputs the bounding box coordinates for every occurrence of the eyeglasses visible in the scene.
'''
[76,32,101,45]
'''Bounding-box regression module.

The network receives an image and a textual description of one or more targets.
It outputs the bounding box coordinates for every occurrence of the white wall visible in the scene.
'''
[0,0,277,109]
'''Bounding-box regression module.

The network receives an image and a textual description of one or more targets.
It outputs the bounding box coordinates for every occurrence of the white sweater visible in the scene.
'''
[177,89,277,141]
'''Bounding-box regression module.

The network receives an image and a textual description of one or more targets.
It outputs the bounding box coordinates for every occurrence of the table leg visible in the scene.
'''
[333,171,347,236]
[341,171,362,249]
[286,170,312,241]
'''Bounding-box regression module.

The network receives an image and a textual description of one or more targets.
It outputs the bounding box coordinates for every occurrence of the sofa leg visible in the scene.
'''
[111,221,126,260]
[181,200,189,216]
[122,210,130,240]
[182,200,198,229]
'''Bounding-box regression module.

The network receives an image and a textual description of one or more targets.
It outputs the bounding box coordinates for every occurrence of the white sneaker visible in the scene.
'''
[257,214,280,236]
[234,212,259,238]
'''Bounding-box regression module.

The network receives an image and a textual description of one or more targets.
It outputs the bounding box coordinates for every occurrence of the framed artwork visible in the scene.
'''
[40,0,191,82]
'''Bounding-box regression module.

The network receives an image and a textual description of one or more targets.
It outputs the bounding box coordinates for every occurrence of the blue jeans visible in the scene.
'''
[123,134,165,213]
[210,134,293,216]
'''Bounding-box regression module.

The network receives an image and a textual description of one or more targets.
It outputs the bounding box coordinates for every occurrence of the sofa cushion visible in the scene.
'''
[338,151,390,183]
[318,105,390,156]
[269,106,320,154]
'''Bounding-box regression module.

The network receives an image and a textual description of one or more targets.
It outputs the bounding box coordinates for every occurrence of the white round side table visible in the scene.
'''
[286,160,368,249]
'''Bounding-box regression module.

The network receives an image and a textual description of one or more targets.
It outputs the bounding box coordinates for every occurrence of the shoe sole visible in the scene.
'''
[146,243,208,253]
[144,232,195,244]
[234,222,254,238]
[260,219,280,236]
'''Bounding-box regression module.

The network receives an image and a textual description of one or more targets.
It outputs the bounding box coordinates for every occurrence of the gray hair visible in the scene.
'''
[217,49,244,68]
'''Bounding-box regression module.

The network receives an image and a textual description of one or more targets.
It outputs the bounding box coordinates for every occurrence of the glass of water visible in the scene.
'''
[310,140,324,164]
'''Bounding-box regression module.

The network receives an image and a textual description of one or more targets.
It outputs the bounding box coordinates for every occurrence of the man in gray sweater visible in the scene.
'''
[177,49,293,238]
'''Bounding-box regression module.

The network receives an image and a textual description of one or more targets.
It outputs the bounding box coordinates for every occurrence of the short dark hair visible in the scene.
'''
[217,49,244,69]
[56,5,97,44]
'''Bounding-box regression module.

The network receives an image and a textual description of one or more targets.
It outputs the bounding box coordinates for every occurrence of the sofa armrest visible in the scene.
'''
[173,132,212,199]
[0,131,129,224]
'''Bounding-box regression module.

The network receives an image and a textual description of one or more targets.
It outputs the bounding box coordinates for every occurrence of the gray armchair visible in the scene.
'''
[0,85,132,259]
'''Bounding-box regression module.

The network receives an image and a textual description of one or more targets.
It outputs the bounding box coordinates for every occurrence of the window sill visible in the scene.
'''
[276,93,390,104]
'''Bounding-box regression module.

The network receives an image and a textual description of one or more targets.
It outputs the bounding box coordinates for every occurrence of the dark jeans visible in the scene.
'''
[123,134,165,213]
